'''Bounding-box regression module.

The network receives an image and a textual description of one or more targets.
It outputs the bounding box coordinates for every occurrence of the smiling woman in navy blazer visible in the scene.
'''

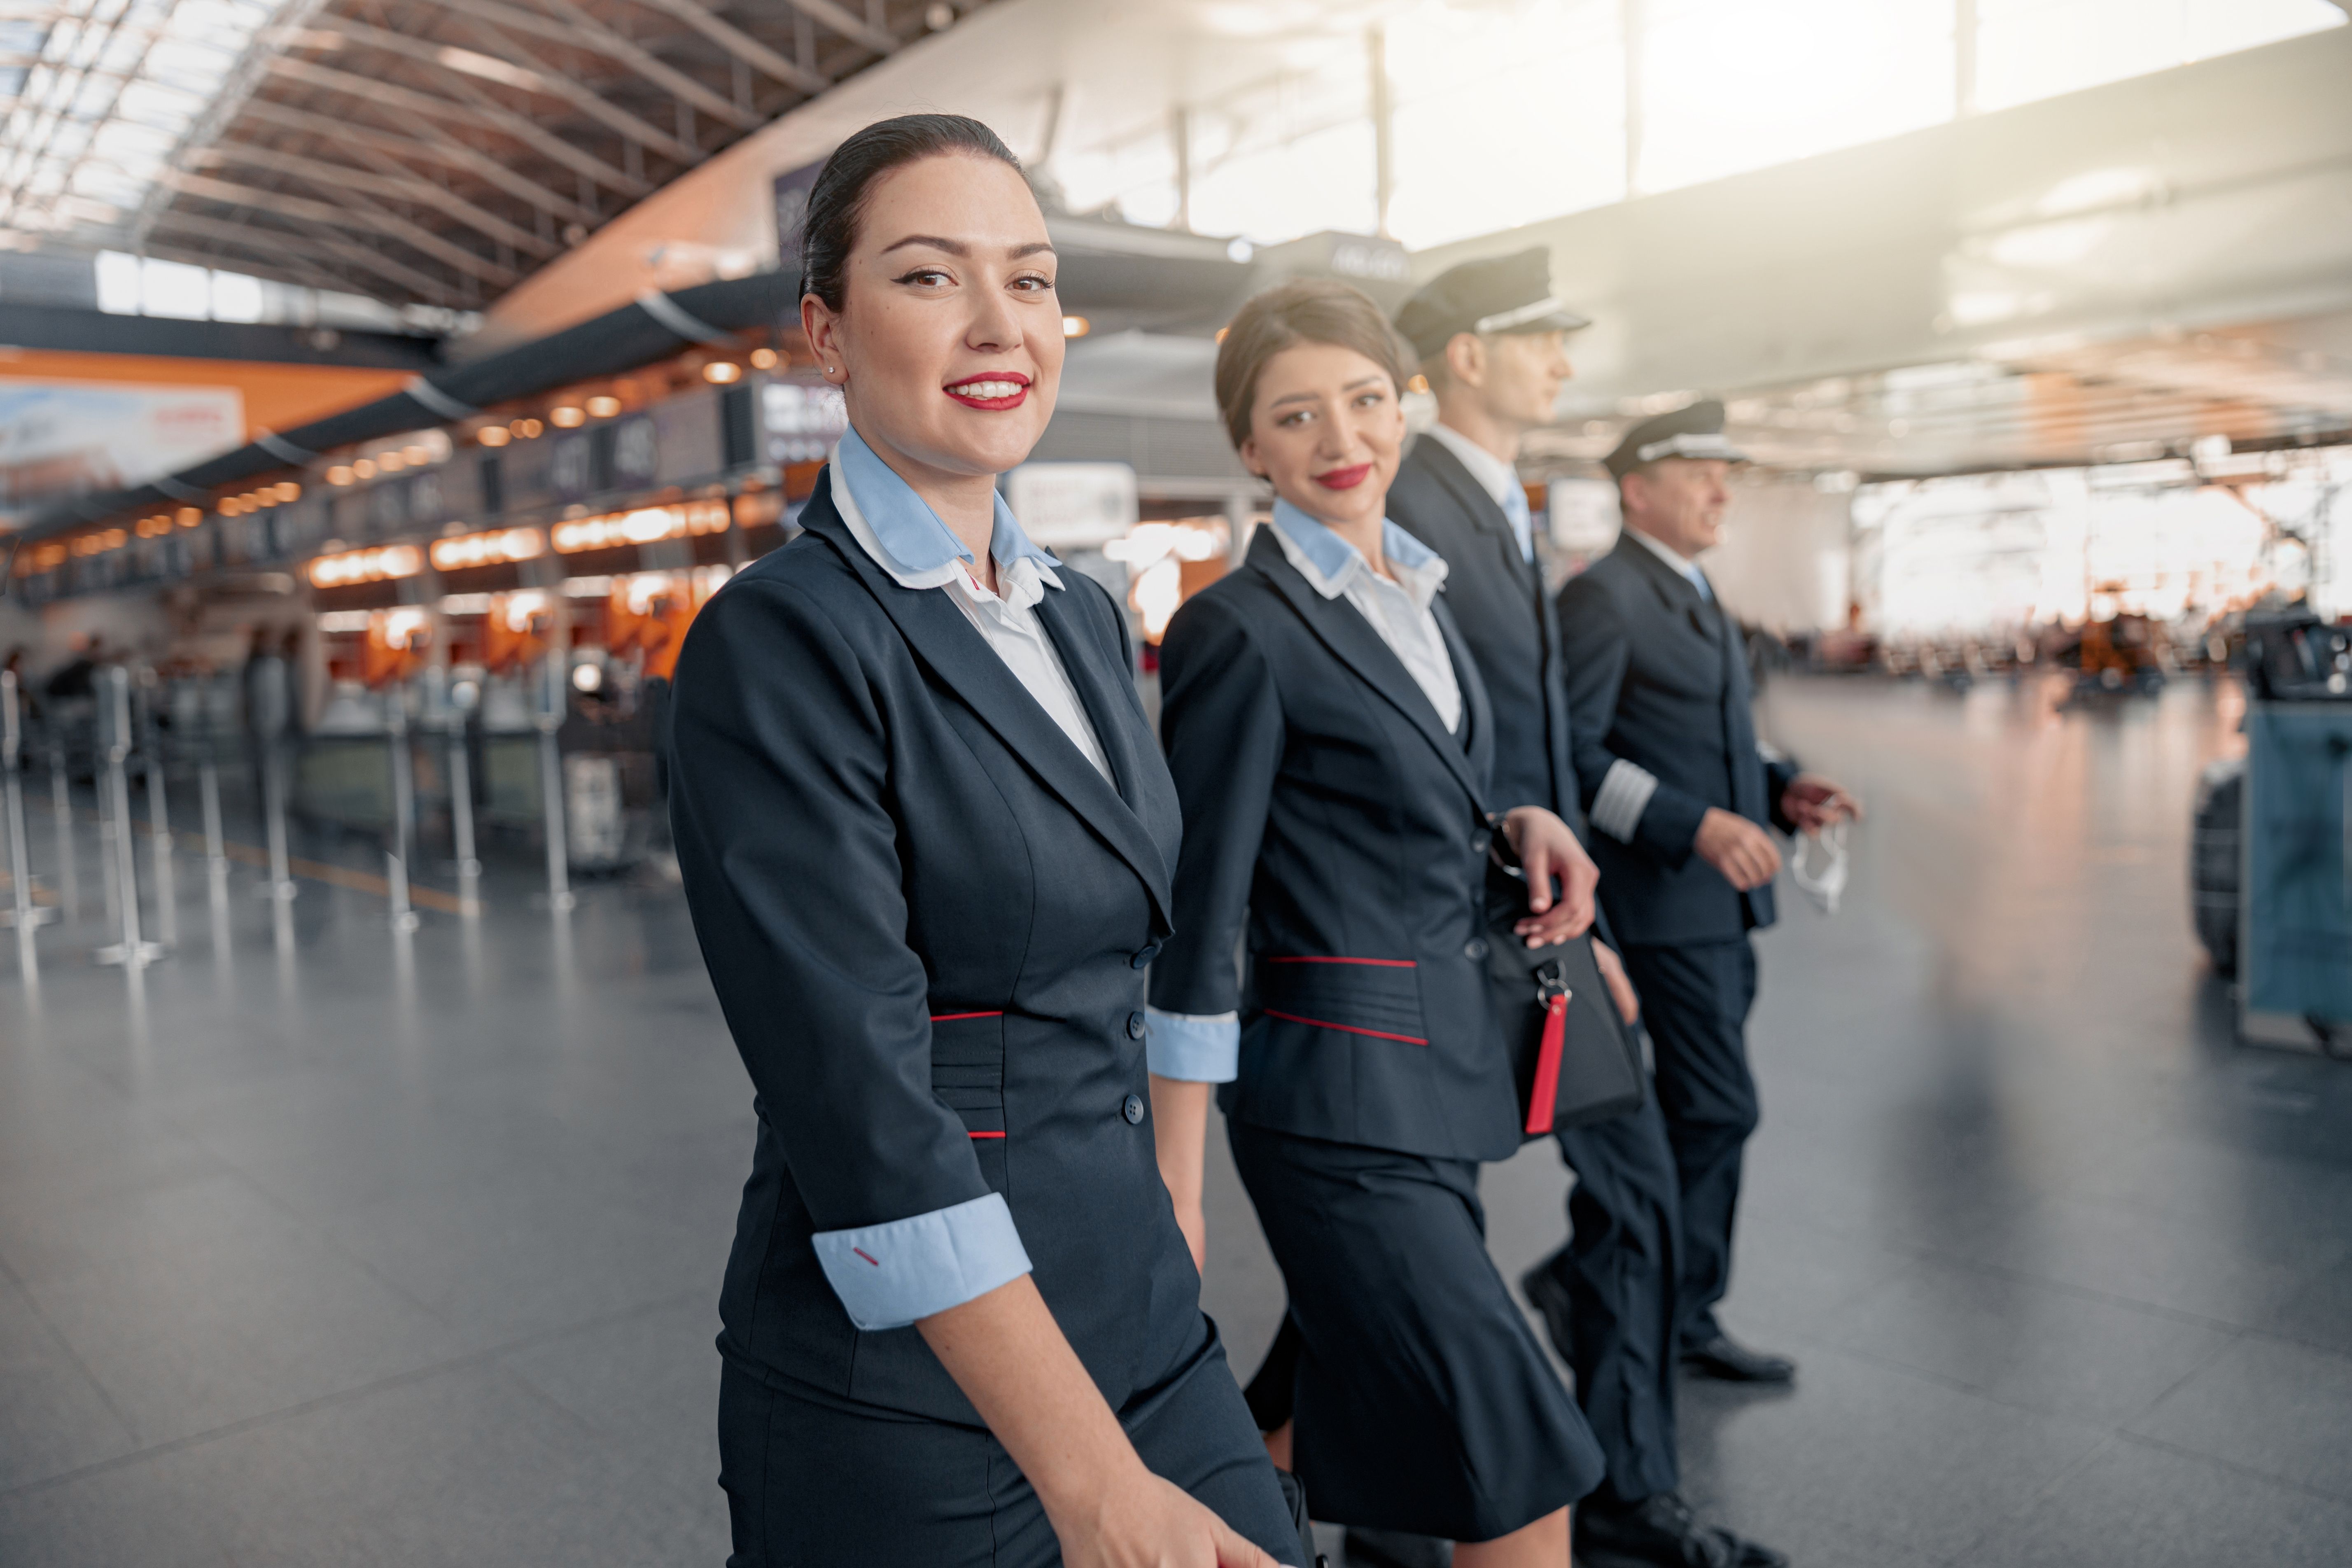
[665,115,1296,1568]
[1147,280,1606,1565]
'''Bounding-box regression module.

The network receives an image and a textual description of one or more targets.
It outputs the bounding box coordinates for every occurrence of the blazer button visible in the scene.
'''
[1123,1093,1146,1125]
[1471,829,1492,855]
[1127,1010,1148,1039]
[1129,943,1161,969]
[1463,938,1490,961]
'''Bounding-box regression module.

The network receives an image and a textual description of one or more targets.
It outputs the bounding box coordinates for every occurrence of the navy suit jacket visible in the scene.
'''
[667,471,1203,1422]
[1151,526,1525,1163]
[1555,534,1799,947]
[1387,434,1580,828]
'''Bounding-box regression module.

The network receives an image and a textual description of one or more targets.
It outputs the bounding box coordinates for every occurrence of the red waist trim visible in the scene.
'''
[929,1010,1004,1022]
[966,1130,1007,1140]
[1261,1008,1429,1046]
[1261,956,1417,968]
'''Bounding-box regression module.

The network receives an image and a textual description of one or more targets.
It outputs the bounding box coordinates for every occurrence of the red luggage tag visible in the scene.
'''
[1524,961,1572,1136]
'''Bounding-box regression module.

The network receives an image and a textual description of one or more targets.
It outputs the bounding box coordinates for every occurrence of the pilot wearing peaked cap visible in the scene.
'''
[1602,399,1750,479]
[1384,262,1793,1568]
[1557,398,1862,1423]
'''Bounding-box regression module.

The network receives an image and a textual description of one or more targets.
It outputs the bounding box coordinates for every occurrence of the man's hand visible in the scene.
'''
[1592,939,1639,1024]
[1694,807,1780,891]
[1781,772,1862,833]
[1502,806,1598,947]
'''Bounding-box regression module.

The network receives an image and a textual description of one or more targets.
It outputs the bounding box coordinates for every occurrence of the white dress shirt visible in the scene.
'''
[829,431,1113,782]
[1265,498,1463,733]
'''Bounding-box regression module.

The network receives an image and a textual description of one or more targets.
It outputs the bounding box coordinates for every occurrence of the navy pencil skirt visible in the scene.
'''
[1230,1120,1606,1542]
[717,1314,1302,1566]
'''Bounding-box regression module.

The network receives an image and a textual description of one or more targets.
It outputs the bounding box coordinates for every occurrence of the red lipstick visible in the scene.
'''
[1314,463,1373,490]
[944,371,1031,411]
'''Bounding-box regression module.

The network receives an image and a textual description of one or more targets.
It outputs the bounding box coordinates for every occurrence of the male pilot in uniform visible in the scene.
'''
[1558,402,1861,1398]
[1385,256,1787,1568]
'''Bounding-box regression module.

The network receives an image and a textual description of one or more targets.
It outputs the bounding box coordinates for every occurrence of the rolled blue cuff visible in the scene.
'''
[1146,1008,1240,1083]
[812,1192,1032,1331]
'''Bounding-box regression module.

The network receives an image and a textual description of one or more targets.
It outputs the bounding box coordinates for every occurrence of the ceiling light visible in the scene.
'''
[585,395,621,418]
[749,348,779,369]
[703,362,742,385]
[551,406,586,428]
[1062,316,1091,338]
[477,426,510,448]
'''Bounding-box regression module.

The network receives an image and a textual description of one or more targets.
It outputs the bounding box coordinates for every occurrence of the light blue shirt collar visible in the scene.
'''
[833,425,1060,583]
[1268,497,1447,604]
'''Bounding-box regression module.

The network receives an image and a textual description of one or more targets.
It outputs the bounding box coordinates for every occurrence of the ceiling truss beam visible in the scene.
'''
[196,140,558,259]
[163,168,520,287]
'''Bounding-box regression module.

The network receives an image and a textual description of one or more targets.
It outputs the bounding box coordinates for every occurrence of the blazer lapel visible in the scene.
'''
[799,474,1175,927]
[1416,437,1537,596]
[1032,584,1185,875]
[1617,536,1718,643]
[1249,530,1489,815]
[1433,595,1494,784]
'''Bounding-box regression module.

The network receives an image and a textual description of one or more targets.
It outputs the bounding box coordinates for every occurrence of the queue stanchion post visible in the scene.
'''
[137,671,177,949]
[535,653,574,912]
[425,669,481,917]
[94,667,163,969]
[45,735,77,920]
[3,672,58,971]
[198,735,226,877]
[384,684,420,932]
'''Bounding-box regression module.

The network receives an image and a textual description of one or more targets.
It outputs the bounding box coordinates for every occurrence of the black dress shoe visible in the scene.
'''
[1679,1332,1795,1384]
[1343,1525,1451,1568]
[1574,1492,1786,1568]
[1520,1248,1575,1361]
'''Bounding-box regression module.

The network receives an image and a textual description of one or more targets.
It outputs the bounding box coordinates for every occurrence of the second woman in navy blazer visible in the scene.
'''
[1147,280,1606,1560]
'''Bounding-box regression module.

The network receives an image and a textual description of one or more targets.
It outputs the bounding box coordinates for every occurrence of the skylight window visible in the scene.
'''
[0,0,283,243]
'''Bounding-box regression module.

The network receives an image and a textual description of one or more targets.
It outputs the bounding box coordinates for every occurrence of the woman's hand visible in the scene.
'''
[920,1279,1292,1568]
[1592,939,1640,1024]
[1055,1471,1288,1568]
[1501,806,1598,947]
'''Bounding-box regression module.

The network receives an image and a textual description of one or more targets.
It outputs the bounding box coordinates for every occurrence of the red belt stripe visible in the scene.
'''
[929,1010,1004,1022]
[1262,1009,1428,1046]
[966,1130,1006,1140]
[1261,956,1416,968]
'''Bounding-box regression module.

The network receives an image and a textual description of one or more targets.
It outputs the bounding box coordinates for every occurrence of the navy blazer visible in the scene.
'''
[667,470,1203,1423]
[1387,434,1580,827]
[1555,535,1799,946]
[1151,525,1525,1163]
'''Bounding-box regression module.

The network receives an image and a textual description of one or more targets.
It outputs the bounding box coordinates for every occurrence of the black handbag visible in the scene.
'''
[1484,859,1645,1135]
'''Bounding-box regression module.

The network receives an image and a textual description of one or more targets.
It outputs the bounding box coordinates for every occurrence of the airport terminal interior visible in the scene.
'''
[3,2,2351,1565]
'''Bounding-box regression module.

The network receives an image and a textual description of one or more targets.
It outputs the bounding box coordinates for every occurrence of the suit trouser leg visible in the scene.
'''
[1619,938,1760,1350]
[1550,1088,1682,1503]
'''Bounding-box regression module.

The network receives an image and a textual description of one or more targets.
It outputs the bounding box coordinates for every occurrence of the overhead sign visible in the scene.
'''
[0,380,242,518]
[1005,462,1139,549]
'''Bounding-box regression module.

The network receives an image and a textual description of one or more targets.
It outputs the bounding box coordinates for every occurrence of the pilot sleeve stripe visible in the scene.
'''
[1145,1007,1241,1083]
[1591,758,1661,842]
[812,1192,1031,1331]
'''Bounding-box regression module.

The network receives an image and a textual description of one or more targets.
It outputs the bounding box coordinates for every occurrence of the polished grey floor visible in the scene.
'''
[1,675,2347,1566]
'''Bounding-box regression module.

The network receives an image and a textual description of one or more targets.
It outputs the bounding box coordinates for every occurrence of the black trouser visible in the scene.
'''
[1618,938,1760,1349]
[1547,1088,1683,1503]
